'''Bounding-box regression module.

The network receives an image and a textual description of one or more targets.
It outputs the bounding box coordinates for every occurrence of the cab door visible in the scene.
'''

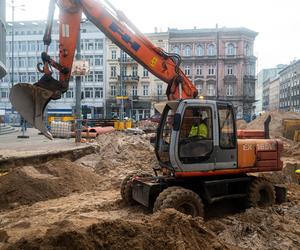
[214,103,237,169]
[172,102,217,172]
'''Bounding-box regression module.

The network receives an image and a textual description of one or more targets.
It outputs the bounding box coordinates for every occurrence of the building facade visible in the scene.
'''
[105,32,169,120]
[0,0,6,79]
[106,27,257,120]
[0,20,106,122]
[279,60,300,112]
[258,65,287,112]
[168,27,257,121]
[268,76,280,111]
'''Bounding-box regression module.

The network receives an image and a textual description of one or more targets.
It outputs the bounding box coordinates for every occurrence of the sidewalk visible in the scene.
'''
[0,128,96,167]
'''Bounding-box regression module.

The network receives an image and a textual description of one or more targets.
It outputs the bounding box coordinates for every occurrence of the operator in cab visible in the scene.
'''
[188,113,208,138]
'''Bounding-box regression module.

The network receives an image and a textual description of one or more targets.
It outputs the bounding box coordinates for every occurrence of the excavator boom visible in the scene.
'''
[9,0,197,139]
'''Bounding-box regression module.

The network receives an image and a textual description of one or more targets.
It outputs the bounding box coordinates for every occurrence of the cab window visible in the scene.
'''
[218,105,236,149]
[178,106,213,163]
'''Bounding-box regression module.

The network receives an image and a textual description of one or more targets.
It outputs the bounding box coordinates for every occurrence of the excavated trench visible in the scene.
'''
[0,131,299,249]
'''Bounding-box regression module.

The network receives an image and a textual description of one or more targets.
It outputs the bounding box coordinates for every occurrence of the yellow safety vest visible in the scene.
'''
[189,123,208,138]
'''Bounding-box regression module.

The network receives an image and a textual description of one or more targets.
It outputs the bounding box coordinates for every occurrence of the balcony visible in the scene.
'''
[119,57,137,64]
[118,75,140,83]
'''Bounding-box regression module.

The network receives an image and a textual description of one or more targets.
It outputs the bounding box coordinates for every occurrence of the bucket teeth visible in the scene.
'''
[9,83,54,140]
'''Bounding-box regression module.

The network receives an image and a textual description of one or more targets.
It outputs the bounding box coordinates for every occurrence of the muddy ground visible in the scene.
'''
[0,132,300,249]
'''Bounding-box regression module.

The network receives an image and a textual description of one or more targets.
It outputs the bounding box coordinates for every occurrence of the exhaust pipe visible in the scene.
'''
[264,115,271,139]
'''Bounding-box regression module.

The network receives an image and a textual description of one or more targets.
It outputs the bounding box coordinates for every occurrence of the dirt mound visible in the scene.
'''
[236,119,247,129]
[0,158,101,210]
[6,209,233,250]
[244,111,300,137]
[207,187,300,249]
[76,132,156,190]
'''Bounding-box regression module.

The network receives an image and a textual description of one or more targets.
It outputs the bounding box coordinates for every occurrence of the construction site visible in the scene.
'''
[0,110,299,249]
[0,0,300,249]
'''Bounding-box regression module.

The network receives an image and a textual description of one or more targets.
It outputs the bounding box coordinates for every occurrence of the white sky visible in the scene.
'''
[6,0,300,71]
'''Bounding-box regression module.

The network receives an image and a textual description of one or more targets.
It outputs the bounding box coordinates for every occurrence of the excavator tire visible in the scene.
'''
[153,186,204,217]
[120,171,152,205]
[247,178,275,208]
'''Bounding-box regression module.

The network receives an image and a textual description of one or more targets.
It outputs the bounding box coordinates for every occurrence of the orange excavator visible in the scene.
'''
[10,0,284,217]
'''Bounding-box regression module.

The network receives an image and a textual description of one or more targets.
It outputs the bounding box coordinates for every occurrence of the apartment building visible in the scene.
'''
[257,65,285,112]
[168,27,257,121]
[105,32,169,120]
[106,27,257,120]
[0,0,6,79]
[0,20,106,122]
[279,60,300,111]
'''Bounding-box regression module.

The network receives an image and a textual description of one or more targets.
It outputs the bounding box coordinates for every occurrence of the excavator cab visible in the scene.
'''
[155,99,237,173]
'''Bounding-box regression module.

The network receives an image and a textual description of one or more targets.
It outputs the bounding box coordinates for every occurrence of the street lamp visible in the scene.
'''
[9,0,25,89]
[8,0,25,117]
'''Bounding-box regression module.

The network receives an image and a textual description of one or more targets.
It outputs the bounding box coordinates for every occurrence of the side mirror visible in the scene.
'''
[173,113,181,131]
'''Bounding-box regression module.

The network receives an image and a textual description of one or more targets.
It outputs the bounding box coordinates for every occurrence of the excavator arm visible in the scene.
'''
[9,0,198,139]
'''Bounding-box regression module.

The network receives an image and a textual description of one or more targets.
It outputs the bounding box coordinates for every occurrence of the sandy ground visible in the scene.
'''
[0,132,299,249]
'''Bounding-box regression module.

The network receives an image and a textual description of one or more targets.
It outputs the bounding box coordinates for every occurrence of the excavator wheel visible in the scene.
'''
[247,178,275,208]
[153,186,204,217]
[120,171,152,205]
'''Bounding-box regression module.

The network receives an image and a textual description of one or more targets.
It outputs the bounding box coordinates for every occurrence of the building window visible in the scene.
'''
[196,84,203,95]
[196,65,202,76]
[226,43,235,56]
[121,51,127,61]
[111,85,116,96]
[184,45,191,56]
[184,65,191,76]
[95,71,103,82]
[143,68,149,77]
[95,39,103,50]
[132,66,138,76]
[66,88,73,98]
[157,84,163,96]
[111,66,117,77]
[207,84,215,96]
[226,65,233,75]
[132,85,137,96]
[95,55,103,66]
[27,57,36,68]
[226,85,234,96]
[28,41,36,51]
[95,87,103,98]
[207,44,216,56]
[121,66,127,76]
[19,57,26,68]
[173,46,179,54]
[0,88,8,99]
[208,65,216,75]
[19,73,27,82]
[143,85,149,96]
[87,40,94,50]
[196,45,204,56]
[28,72,36,82]
[84,88,93,98]
[111,50,117,60]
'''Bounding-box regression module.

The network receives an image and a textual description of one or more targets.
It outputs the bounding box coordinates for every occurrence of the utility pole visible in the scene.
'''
[119,50,124,121]
[75,31,82,143]
[216,24,219,100]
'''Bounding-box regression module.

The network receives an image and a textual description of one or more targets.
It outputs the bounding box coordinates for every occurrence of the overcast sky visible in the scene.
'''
[5,0,300,71]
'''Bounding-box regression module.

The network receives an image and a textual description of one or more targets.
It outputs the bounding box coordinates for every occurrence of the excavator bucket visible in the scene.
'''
[9,83,54,140]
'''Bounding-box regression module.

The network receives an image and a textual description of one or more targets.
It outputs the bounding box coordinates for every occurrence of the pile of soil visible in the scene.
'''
[0,158,101,210]
[207,185,300,249]
[7,209,233,250]
[236,119,247,129]
[245,111,300,137]
[76,132,156,190]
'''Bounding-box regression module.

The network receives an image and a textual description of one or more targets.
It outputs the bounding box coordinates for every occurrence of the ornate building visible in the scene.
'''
[168,27,257,121]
